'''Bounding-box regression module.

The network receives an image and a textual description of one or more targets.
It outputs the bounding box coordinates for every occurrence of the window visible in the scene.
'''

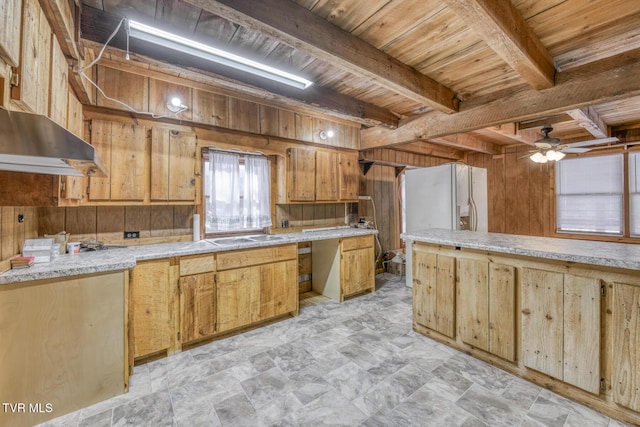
[555,154,624,235]
[203,148,272,234]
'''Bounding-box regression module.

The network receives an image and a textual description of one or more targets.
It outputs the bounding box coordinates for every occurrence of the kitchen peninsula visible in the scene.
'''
[403,229,640,425]
[0,228,375,427]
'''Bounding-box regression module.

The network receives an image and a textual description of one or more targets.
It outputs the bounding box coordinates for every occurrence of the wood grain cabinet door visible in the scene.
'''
[259,259,298,319]
[338,152,359,201]
[315,151,339,201]
[288,147,316,202]
[130,259,175,358]
[216,266,261,333]
[613,283,640,412]
[522,268,600,393]
[340,246,375,299]
[179,273,216,343]
[151,128,198,202]
[412,245,456,338]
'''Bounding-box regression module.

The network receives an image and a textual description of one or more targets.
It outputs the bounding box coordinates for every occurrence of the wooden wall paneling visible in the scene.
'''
[324,203,336,227]
[149,79,192,121]
[288,205,303,228]
[563,274,600,394]
[228,98,259,133]
[312,117,329,144]
[521,268,564,380]
[259,105,279,136]
[63,89,87,201]
[125,206,151,239]
[173,205,194,236]
[295,113,313,142]
[489,154,506,233]
[528,159,548,237]
[65,206,97,242]
[314,204,326,227]
[49,36,68,126]
[1,207,15,261]
[302,205,314,228]
[96,66,149,112]
[89,120,112,200]
[191,89,228,127]
[150,206,174,238]
[504,151,531,235]
[0,0,22,66]
[278,109,296,139]
[96,206,125,242]
[37,207,65,237]
[109,122,147,201]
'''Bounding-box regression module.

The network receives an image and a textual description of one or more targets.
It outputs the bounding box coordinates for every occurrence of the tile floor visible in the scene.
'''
[39,274,631,427]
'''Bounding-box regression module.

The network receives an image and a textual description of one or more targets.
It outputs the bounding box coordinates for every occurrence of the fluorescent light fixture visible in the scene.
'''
[128,20,313,90]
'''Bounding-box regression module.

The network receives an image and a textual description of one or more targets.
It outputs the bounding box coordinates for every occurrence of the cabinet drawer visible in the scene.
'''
[180,254,215,276]
[341,235,374,252]
[217,244,297,271]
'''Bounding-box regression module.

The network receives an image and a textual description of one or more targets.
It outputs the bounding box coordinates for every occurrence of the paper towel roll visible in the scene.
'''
[193,214,200,241]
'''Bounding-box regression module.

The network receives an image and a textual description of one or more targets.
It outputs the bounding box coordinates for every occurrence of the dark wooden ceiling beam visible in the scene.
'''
[184,0,459,113]
[79,6,398,128]
[442,0,555,90]
[361,49,640,149]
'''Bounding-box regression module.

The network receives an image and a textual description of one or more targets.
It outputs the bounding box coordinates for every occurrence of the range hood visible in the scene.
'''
[0,108,106,177]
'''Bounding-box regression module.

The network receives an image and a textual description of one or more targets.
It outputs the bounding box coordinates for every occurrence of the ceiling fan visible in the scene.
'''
[528,126,619,163]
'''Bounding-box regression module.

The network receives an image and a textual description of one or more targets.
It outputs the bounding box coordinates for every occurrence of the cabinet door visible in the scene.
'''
[89,121,146,201]
[288,147,315,201]
[341,247,375,299]
[60,89,86,201]
[412,247,455,338]
[216,266,261,333]
[11,0,50,114]
[130,259,175,358]
[522,268,564,380]
[260,259,298,319]
[315,151,338,201]
[339,152,359,201]
[151,128,197,202]
[613,283,640,412]
[180,273,216,343]
[458,260,515,361]
[0,0,21,66]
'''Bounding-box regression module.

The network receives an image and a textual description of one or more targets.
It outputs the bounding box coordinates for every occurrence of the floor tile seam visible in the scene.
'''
[454,382,530,425]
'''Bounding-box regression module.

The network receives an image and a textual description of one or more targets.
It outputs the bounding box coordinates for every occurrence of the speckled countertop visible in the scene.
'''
[402,229,640,271]
[0,227,377,285]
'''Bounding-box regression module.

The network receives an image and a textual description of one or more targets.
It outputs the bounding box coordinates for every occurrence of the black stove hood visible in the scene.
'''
[0,108,106,177]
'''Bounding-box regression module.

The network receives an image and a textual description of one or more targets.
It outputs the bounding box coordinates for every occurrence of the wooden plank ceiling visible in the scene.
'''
[79,0,640,157]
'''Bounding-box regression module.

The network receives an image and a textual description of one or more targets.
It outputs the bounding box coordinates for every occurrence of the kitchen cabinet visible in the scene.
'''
[340,235,375,300]
[315,150,339,201]
[0,0,21,67]
[179,254,216,343]
[457,259,515,361]
[613,282,640,412]
[521,268,600,393]
[10,0,51,115]
[284,147,359,203]
[151,128,198,203]
[89,120,147,202]
[312,234,375,303]
[60,89,86,202]
[216,244,298,333]
[130,258,178,359]
[412,244,456,338]
[338,151,359,201]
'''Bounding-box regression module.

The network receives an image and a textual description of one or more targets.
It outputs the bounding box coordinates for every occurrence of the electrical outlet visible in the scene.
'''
[124,231,140,239]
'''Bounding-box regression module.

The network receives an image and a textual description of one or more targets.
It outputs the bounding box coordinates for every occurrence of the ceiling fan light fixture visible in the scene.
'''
[546,150,565,161]
[531,152,548,163]
[127,20,313,90]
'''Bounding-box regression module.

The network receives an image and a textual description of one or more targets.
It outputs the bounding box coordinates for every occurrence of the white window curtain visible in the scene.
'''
[555,154,624,235]
[205,150,241,232]
[242,155,272,229]
[205,148,272,233]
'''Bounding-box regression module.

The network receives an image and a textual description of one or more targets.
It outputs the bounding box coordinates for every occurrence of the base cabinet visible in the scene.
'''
[179,272,216,343]
[613,283,640,412]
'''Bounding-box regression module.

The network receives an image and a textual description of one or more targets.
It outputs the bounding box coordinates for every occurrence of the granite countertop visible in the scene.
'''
[402,229,640,271]
[1,227,377,285]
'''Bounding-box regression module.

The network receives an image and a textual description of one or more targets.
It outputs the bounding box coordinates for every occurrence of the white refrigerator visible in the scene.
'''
[404,163,488,287]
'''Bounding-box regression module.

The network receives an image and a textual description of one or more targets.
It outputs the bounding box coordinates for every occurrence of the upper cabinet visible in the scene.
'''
[284,147,359,203]
[89,120,147,202]
[10,0,51,115]
[151,128,198,203]
[0,0,22,67]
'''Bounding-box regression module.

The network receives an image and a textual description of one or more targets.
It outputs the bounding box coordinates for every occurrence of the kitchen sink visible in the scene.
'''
[248,235,285,242]
[207,237,255,246]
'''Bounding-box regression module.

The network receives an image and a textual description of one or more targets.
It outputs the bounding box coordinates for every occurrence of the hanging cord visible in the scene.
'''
[78,18,187,119]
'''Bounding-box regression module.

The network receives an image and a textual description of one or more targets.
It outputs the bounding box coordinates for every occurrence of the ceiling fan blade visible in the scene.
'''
[560,147,591,154]
[559,137,619,149]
